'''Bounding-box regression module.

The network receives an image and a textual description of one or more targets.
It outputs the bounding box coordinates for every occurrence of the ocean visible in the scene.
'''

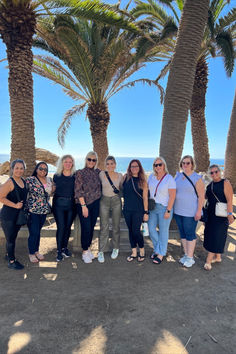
[0,154,224,174]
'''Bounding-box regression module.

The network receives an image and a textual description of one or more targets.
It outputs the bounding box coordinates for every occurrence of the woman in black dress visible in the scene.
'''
[203,164,234,270]
[123,159,148,262]
[0,159,27,270]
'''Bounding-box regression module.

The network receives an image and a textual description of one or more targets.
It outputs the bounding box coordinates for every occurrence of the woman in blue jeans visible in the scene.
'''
[26,162,54,263]
[174,155,205,268]
[148,157,176,264]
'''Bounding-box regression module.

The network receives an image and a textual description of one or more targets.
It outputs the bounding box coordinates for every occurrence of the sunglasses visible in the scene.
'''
[87,158,97,162]
[154,163,163,167]
[131,165,139,168]
[182,162,191,165]
[38,167,48,172]
[210,170,219,175]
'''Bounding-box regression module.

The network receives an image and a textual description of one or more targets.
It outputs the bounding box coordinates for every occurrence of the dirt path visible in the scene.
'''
[0,222,236,354]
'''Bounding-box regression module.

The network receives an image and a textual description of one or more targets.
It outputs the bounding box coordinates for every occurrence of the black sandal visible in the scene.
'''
[127,255,137,262]
[138,254,145,262]
[153,255,163,264]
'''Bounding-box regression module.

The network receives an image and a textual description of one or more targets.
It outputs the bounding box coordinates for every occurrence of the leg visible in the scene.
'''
[174,214,187,254]
[35,214,46,253]
[182,217,198,257]
[123,210,137,252]
[131,212,144,250]
[111,196,121,250]
[157,206,173,257]
[206,251,215,264]
[1,219,21,261]
[88,199,100,249]
[99,196,111,252]
[53,205,67,252]
[28,213,43,255]
[148,205,159,253]
[77,204,92,251]
[62,207,75,250]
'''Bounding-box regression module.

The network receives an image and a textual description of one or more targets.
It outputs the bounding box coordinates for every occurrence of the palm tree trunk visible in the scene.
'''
[224,90,236,192]
[190,57,210,172]
[8,43,36,175]
[159,0,210,176]
[87,102,110,170]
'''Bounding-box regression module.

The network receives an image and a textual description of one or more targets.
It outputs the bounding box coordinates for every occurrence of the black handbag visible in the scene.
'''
[148,197,156,211]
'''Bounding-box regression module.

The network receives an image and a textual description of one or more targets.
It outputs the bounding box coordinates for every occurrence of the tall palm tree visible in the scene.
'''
[225,90,236,192]
[33,15,167,168]
[0,0,140,175]
[132,0,235,173]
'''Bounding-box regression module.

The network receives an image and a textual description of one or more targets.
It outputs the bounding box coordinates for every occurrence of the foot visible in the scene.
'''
[211,257,222,263]
[183,257,195,268]
[82,252,92,264]
[88,249,95,260]
[127,254,137,262]
[111,249,119,260]
[62,248,72,258]
[153,255,163,264]
[150,252,157,259]
[8,260,24,270]
[204,263,212,271]
[35,252,45,261]
[179,254,187,265]
[56,251,64,262]
[138,254,145,262]
[29,254,39,263]
[97,252,105,263]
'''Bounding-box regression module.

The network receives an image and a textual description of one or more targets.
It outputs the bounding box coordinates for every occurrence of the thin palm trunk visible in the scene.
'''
[190,57,210,172]
[224,90,236,192]
[87,102,110,170]
[159,0,210,176]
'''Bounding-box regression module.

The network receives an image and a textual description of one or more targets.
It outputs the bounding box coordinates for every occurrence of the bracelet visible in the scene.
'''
[144,210,149,215]
[228,212,233,216]
[81,204,86,207]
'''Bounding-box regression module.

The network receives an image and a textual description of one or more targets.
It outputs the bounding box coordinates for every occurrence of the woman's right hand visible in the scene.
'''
[82,206,89,218]
[15,201,23,209]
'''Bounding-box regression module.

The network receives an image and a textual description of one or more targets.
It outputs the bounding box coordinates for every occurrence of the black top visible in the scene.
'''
[123,177,144,212]
[206,179,227,208]
[53,173,75,199]
[1,177,27,221]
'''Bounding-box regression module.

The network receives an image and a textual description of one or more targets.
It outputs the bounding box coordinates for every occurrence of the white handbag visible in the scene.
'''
[211,183,228,217]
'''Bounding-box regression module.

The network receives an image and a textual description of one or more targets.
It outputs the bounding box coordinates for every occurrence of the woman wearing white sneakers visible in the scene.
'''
[97,156,123,263]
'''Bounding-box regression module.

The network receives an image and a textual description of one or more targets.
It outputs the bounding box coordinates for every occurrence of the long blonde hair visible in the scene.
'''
[84,151,98,169]
[55,155,76,175]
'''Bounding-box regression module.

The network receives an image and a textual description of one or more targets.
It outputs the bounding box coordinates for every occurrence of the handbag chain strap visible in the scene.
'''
[211,182,221,203]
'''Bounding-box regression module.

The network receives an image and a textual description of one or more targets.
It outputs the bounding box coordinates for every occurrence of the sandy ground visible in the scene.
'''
[0,175,236,354]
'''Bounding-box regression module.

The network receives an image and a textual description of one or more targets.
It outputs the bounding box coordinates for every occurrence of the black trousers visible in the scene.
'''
[77,199,100,251]
[53,203,76,252]
[123,210,144,249]
[1,219,21,261]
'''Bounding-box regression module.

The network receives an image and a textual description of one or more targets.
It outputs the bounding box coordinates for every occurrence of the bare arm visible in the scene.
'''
[164,189,176,219]
[142,181,149,221]
[195,178,205,220]
[224,180,234,224]
[0,179,23,209]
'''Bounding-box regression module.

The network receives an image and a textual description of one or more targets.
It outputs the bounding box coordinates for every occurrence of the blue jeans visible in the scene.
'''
[27,213,47,254]
[174,214,197,241]
[148,203,173,256]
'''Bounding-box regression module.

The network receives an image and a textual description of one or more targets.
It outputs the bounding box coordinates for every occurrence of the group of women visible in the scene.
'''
[0,152,234,271]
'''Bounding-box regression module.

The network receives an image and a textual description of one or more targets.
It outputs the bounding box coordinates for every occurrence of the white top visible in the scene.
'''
[99,171,123,197]
[148,173,176,207]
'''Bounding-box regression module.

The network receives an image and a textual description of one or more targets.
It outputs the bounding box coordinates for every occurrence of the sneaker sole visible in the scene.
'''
[62,253,71,258]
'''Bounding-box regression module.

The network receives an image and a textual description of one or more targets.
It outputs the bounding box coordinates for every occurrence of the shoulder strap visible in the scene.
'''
[105,171,119,193]
[36,177,49,199]
[182,172,198,198]
[131,177,143,199]
[154,173,167,197]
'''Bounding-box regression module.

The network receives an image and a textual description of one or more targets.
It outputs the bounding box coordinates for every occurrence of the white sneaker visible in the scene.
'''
[82,252,92,264]
[179,254,187,265]
[111,249,119,260]
[88,249,95,260]
[97,252,105,263]
[183,257,195,268]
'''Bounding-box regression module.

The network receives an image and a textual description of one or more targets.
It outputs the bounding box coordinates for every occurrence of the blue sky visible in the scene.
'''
[0,1,235,159]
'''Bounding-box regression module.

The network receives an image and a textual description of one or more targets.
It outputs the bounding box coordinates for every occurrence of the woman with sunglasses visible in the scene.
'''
[26,162,54,263]
[174,155,205,268]
[75,151,101,263]
[97,156,123,263]
[0,159,27,270]
[203,165,234,270]
[53,155,76,262]
[123,159,148,262]
[148,157,176,264]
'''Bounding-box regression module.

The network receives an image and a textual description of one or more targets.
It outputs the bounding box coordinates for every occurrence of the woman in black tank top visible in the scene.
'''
[0,159,27,270]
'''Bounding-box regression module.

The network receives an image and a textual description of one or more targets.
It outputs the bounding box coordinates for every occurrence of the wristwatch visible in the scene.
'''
[144,210,149,215]
[228,212,233,216]
[166,209,171,213]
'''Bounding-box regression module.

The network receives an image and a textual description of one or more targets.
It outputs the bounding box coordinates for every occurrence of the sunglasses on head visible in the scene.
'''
[38,167,48,172]
[87,158,97,162]
[154,163,163,167]
[210,170,219,175]
[182,162,191,165]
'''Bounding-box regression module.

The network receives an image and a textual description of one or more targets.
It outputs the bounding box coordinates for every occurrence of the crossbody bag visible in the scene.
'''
[211,182,227,217]
[104,171,120,194]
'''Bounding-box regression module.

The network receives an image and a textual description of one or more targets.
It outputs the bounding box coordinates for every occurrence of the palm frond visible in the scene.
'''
[58,102,87,147]
[216,30,235,76]
[216,7,236,32]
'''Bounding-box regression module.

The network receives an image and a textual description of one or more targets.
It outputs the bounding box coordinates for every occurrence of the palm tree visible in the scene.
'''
[33,15,167,168]
[225,90,236,192]
[0,0,140,175]
[132,0,235,173]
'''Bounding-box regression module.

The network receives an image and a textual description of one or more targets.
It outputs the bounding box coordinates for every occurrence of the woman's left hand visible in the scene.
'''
[228,214,235,225]
[143,214,149,222]
[194,210,202,221]
[164,211,170,219]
